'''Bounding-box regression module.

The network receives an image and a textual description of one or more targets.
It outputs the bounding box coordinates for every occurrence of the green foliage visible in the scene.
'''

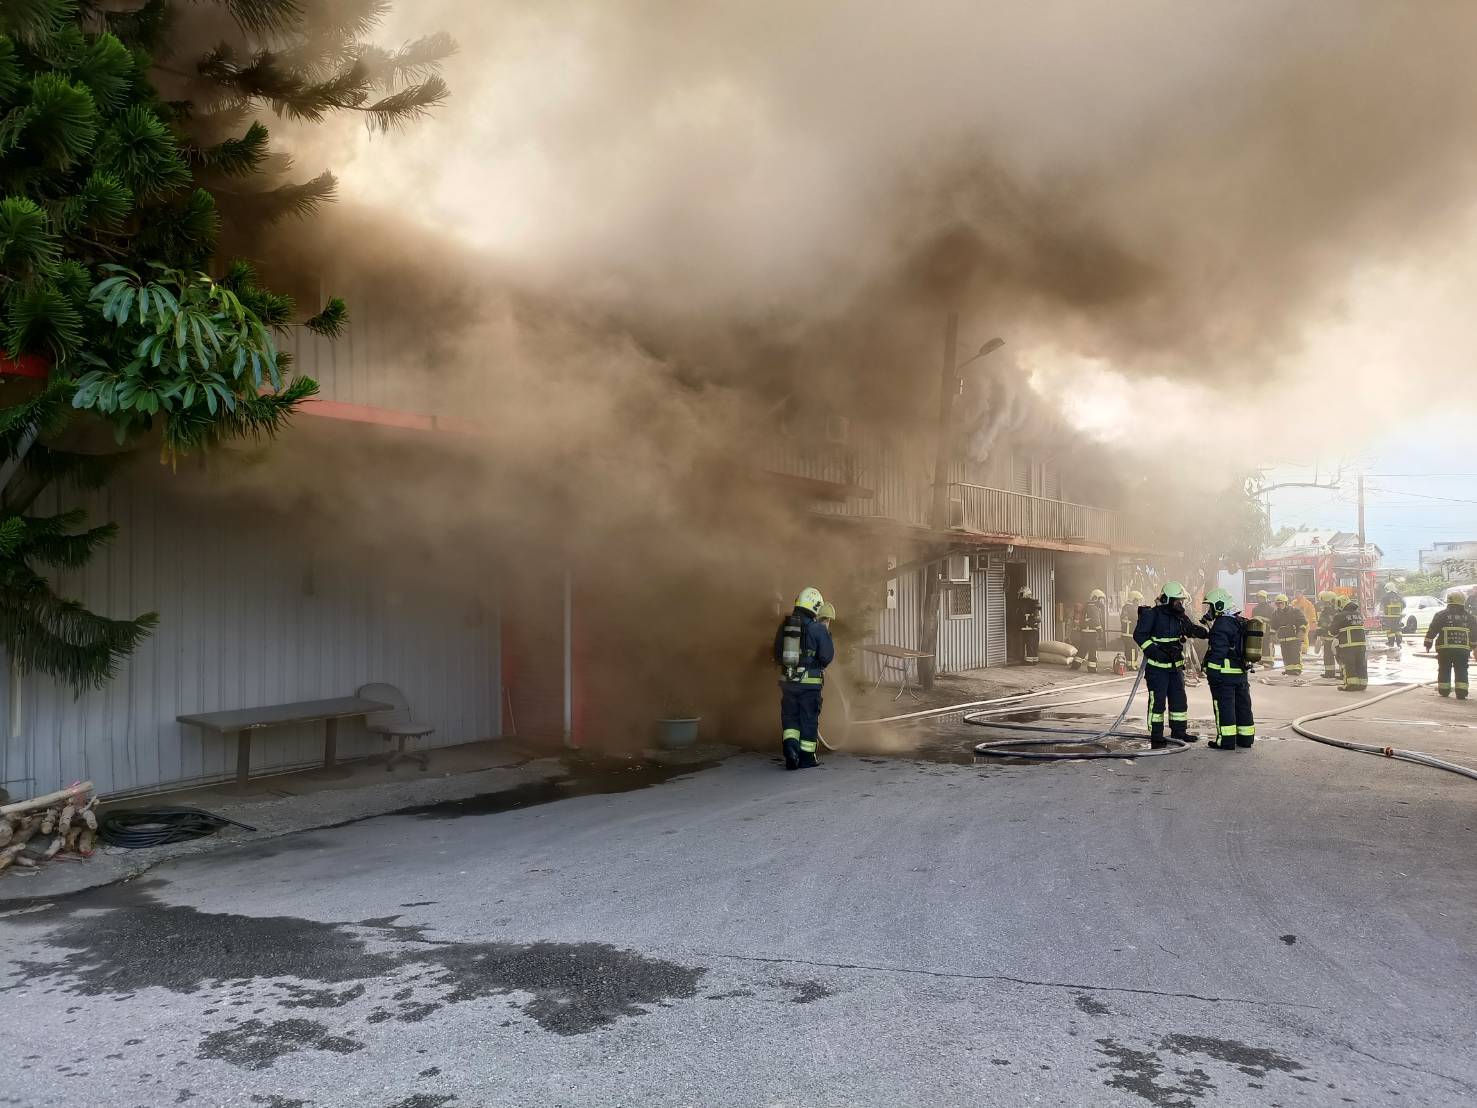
[1390,572,1453,598]
[0,1,451,690]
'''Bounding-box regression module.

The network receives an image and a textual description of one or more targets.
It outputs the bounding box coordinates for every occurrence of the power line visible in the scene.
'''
[1363,486,1477,507]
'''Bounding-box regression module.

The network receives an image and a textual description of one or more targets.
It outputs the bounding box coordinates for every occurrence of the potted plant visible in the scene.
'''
[655,698,702,750]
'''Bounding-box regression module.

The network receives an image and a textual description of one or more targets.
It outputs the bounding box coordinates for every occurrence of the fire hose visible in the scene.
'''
[1291,683,1477,783]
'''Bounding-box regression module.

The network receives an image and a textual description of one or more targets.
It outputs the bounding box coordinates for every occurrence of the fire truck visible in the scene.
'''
[1245,531,1381,623]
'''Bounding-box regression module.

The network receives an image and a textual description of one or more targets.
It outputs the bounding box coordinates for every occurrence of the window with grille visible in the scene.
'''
[947,582,974,619]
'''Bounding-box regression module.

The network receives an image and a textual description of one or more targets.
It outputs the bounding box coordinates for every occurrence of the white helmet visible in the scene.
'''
[794,587,824,615]
[1018,586,1033,599]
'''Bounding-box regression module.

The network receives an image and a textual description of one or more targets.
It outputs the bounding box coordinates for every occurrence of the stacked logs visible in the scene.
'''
[0,781,98,874]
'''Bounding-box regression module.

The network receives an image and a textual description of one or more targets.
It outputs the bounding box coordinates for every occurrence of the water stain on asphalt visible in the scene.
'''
[1096,1035,1307,1106]
[15,888,707,1056]
[199,1018,362,1070]
[780,978,835,1004]
[391,756,719,822]
[1073,992,1111,1016]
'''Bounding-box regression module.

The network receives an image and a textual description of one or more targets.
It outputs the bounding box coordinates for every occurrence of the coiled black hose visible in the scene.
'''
[99,806,257,848]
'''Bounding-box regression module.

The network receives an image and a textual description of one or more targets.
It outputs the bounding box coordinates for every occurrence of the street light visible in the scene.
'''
[957,337,1005,372]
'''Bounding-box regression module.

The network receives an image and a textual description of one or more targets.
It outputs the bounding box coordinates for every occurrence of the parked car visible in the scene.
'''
[1401,595,1445,635]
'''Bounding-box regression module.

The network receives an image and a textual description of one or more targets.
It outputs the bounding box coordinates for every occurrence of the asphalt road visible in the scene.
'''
[3,652,1475,1108]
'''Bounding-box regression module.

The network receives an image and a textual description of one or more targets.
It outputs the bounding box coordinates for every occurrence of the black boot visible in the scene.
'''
[1174,732,1201,744]
[1150,735,1167,749]
[798,750,819,769]
[782,739,800,770]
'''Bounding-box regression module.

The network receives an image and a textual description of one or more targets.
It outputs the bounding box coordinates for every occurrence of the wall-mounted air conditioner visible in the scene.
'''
[973,553,991,573]
[946,555,972,583]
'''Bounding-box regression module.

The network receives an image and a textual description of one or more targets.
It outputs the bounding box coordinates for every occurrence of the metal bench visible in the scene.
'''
[177,695,393,793]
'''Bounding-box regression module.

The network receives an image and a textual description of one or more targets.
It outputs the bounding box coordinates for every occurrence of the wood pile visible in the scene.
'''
[0,781,98,875]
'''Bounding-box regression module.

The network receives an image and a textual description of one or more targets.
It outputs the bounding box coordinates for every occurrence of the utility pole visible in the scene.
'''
[919,312,960,689]
[1357,473,1366,552]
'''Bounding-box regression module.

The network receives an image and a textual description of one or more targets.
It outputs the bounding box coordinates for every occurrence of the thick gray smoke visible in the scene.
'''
[206,0,1477,746]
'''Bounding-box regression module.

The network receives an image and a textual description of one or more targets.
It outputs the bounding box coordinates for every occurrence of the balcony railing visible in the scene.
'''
[950,483,1119,546]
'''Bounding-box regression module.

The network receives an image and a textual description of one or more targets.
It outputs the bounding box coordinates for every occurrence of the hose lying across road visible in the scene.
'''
[1291,683,1477,783]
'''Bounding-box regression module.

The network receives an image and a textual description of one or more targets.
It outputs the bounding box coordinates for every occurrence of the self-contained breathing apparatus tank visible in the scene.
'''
[1243,616,1266,665]
[780,614,806,682]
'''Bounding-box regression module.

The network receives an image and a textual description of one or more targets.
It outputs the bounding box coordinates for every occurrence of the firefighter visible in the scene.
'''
[1293,592,1318,655]
[1202,587,1256,750]
[1012,585,1041,665]
[1314,590,1341,679]
[1424,591,1477,699]
[1132,582,1208,748]
[1380,582,1405,654]
[1270,593,1306,675]
[1329,596,1368,692]
[773,587,834,769]
[1120,590,1144,667]
[1070,588,1109,672]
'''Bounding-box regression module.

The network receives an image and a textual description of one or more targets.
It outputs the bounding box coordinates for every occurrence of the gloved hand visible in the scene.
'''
[1424,641,1433,652]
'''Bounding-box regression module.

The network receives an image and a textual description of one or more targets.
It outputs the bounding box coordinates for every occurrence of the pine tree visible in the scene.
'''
[0,1,451,688]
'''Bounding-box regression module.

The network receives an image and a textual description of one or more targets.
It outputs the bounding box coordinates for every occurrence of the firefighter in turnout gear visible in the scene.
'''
[1250,590,1276,629]
[773,587,835,769]
[1120,590,1144,668]
[1012,586,1041,665]
[1424,592,1477,699]
[1329,596,1368,692]
[1202,588,1257,749]
[1314,590,1341,679]
[1380,582,1405,653]
[1132,582,1208,748]
[1070,588,1109,672]
[1269,594,1306,675]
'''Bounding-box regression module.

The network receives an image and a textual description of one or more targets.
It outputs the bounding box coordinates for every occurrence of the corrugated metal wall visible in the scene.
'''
[1025,548,1057,644]
[0,474,501,799]
[937,564,989,674]
[985,553,1006,667]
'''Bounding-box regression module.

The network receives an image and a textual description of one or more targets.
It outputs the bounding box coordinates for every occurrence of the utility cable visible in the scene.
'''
[99,806,257,849]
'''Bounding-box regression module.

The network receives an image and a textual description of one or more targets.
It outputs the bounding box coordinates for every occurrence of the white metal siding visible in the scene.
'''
[1026,549,1057,644]
[0,474,500,799]
[985,553,1007,667]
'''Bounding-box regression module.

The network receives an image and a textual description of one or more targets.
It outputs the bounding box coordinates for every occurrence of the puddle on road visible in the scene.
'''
[384,755,720,822]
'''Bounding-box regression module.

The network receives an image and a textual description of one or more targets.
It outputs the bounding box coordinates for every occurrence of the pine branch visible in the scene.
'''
[0,35,21,102]
[0,0,73,48]
[222,0,305,34]
[216,169,335,222]
[192,119,269,177]
[4,280,83,362]
[160,373,317,455]
[21,72,101,170]
[358,75,448,132]
[92,102,191,197]
[0,196,62,278]
[52,171,134,233]
[303,296,346,337]
[0,379,72,462]
[71,32,136,116]
[358,32,457,87]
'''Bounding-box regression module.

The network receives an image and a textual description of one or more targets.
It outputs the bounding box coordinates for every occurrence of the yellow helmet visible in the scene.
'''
[1128,590,1144,602]
[1256,590,1269,600]
[1160,581,1187,601]
[1449,592,1467,606]
[1385,582,1401,593]
[1341,595,1358,609]
[1090,588,1106,601]
[1318,590,1336,603]
[1275,593,1289,604]
[817,601,837,621]
[794,587,824,615]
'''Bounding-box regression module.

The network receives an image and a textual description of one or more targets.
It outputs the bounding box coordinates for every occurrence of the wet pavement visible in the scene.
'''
[2,649,1475,1107]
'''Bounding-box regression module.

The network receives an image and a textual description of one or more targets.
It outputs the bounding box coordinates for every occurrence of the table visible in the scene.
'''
[177,696,393,793]
[861,644,936,701]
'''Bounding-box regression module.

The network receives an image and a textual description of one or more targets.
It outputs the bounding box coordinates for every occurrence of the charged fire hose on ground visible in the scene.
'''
[1291,683,1477,783]
[966,658,1193,760]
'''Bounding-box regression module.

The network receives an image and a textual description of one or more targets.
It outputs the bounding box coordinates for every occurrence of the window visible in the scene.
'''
[947,582,974,619]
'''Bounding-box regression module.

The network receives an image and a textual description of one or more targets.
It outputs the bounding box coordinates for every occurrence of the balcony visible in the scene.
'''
[949,483,1121,549]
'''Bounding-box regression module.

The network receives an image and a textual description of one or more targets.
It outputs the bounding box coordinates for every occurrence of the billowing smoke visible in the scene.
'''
[191,0,1477,746]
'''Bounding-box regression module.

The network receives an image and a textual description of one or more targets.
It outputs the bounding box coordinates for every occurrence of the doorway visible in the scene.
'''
[1005,561,1027,663]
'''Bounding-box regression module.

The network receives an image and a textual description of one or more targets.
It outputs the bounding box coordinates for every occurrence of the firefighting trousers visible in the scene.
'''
[1207,674,1255,748]
[1121,631,1141,666]
[1279,637,1303,675]
[1383,618,1403,649]
[1144,665,1189,739]
[1337,645,1367,691]
[1436,649,1470,698]
[1321,636,1339,678]
[1016,627,1039,664]
[1073,630,1100,671]
[779,686,822,758]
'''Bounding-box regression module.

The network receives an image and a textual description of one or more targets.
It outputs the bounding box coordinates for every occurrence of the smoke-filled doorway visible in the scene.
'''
[1005,561,1028,664]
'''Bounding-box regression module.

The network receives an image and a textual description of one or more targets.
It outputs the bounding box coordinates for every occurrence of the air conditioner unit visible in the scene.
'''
[947,496,965,529]
[946,555,972,583]
[825,413,850,444]
[973,553,991,573]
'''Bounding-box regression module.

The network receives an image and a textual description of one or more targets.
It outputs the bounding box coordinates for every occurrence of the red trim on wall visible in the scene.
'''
[0,351,50,379]
[296,397,483,436]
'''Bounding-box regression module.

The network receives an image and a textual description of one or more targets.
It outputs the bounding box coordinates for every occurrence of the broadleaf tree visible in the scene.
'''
[0,0,451,688]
